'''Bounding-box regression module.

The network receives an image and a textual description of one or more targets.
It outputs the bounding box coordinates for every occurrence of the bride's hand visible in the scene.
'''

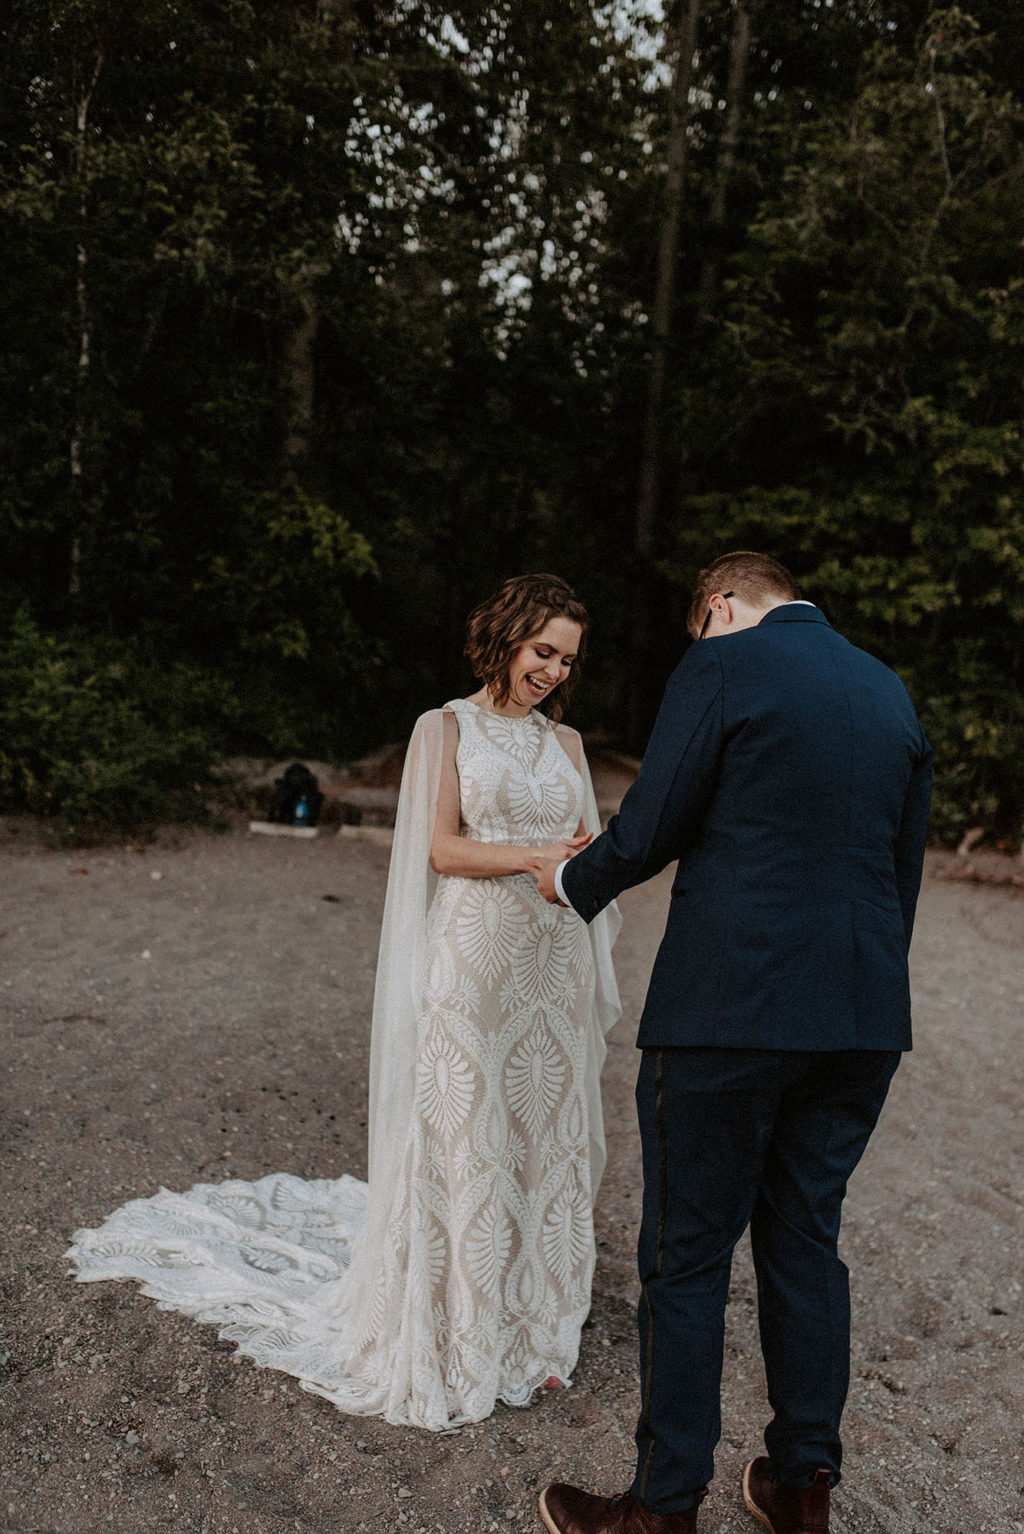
[539,832,593,862]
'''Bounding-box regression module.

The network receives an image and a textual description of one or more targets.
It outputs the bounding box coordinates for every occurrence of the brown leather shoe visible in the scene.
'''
[742,1458,831,1534]
[539,1483,707,1534]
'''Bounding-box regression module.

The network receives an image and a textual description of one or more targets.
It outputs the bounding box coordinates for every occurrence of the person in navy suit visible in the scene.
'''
[530,552,932,1534]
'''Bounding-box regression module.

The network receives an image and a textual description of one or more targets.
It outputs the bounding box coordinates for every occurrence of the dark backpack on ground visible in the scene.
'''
[267,762,324,827]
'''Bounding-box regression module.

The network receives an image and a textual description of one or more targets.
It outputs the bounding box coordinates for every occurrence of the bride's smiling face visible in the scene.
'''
[502,616,583,713]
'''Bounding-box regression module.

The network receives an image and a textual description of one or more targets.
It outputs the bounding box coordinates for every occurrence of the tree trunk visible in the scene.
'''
[634,0,702,565]
[69,48,105,599]
[699,0,752,308]
[628,0,702,750]
[281,268,324,475]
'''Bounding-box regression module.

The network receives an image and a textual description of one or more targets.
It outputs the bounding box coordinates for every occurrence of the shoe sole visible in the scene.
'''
[742,1460,777,1533]
[538,1487,561,1534]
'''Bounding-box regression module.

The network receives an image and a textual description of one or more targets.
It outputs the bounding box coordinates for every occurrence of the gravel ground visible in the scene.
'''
[1,812,1021,1534]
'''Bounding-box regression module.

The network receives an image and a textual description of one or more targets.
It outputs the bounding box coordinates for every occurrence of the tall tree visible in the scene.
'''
[698,0,752,308]
[669,7,1024,837]
[634,0,703,565]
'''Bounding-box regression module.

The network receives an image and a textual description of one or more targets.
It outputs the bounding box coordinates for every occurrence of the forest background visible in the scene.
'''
[1,0,1022,842]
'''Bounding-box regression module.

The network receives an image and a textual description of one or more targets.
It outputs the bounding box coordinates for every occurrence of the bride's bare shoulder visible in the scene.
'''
[552,720,584,770]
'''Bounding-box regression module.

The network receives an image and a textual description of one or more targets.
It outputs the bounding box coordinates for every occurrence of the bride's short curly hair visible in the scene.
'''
[465,574,588,723]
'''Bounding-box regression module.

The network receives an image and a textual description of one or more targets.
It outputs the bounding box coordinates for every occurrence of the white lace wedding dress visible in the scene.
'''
[67,698,620,1429]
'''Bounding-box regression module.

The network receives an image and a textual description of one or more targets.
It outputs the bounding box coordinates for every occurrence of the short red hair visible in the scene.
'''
[687,551,799,639]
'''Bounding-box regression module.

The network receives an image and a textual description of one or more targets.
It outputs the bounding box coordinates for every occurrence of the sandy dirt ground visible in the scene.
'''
[1,811,1022,1534]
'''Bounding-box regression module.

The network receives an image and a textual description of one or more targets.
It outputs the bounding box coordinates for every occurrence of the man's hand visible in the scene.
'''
[527,832,591,905]
[527,854,564,905]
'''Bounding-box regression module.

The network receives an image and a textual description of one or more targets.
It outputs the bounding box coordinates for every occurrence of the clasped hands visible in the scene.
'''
[526,832,592,905]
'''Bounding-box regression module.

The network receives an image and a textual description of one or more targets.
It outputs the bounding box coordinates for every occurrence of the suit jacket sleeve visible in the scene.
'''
[894,727,933,948]
[561,643,724,923]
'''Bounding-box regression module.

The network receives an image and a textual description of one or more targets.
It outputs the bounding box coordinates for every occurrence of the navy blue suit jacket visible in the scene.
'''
[561,605,932,1051]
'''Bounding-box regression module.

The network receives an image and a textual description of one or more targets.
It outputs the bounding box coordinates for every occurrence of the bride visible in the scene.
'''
[67,573,620,1430]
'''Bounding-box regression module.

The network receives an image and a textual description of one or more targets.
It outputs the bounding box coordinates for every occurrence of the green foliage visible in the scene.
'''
[0,611,230,829]
[655,7,1024,842]
[0,1,1021,839]
[920,640,1024,844]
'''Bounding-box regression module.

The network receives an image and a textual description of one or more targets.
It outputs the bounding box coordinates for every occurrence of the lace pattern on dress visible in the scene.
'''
[67,698,618,1429]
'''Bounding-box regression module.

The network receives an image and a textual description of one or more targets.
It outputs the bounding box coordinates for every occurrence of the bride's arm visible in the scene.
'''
[429,711,587,877]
